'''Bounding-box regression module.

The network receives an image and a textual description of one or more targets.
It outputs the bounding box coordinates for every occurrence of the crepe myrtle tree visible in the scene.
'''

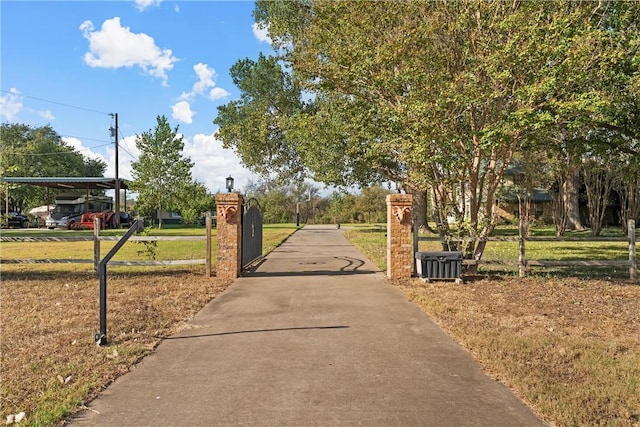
[216,1,640,262]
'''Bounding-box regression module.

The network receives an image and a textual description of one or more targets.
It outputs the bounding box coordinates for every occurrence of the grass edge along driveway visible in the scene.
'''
[0,225,298,426]
[344,225,640,427]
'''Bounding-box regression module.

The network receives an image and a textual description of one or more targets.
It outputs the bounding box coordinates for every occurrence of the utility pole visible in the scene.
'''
[109,113,120,227]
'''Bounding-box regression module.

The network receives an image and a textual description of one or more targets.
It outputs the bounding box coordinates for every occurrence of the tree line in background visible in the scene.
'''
[0,118,216,228]
[0,123,107,212]
[215,0,640,260]
[0,117,391,228]
[244,178,390,225]
[1,116,636,234]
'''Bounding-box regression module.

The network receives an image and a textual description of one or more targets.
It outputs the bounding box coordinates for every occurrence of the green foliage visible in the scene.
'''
[324,191,357,224]
[129,116,195,228]
[0,123,106,213]
[244,178,320,224]
[135,226,158,260]
[214,54,306,182]
[354,186,390,224]
[215,1,639,260]
[176,182,215,225]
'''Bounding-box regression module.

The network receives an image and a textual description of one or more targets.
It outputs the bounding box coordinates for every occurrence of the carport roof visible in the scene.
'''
[0,177,129,190]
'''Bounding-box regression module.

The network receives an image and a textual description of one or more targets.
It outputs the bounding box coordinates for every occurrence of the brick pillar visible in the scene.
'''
[387,194,413,279]
[216,193,243,279]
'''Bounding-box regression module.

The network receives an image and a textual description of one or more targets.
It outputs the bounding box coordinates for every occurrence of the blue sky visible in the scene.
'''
[1,0,274,195]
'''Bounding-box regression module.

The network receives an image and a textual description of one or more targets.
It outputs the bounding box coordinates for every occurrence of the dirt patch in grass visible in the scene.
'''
[397,277,640,427]
[0,266,232,426]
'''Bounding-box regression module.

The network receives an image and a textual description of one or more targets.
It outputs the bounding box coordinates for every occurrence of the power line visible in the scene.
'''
[63,135,111,144]
[118,144,138,161]
[117,128,138,162]
[3,143,112,157]
[0,89,110,116]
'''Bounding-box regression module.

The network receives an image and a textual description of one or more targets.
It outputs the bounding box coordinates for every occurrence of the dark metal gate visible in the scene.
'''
[242,198,263,268]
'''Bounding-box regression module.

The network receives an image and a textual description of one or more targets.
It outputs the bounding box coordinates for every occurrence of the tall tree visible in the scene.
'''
[130,116,194,228]
[614,155,640,233]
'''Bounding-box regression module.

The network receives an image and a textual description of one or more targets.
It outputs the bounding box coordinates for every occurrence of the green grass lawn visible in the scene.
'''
[344,224,637,279]
[0,224,300,266]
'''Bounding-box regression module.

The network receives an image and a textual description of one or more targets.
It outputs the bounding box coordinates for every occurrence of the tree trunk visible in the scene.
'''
[411,190,433,232]
[618,169,640,234]
[550,183,567,237]
[563,169,584,231]
[583,161,613,237]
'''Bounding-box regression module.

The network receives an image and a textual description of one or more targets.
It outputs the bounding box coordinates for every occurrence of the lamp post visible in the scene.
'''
[225,176,234,193]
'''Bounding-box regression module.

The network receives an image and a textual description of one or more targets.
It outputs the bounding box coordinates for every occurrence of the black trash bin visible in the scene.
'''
[415,251,463,282]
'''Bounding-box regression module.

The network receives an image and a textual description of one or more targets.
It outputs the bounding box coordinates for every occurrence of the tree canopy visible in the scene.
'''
[215,0,639,257]
[0,123,106,213]
[129,115,198,228]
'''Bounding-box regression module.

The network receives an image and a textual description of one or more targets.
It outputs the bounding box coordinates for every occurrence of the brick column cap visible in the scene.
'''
[216,192,243,204]
[386,194,413,206]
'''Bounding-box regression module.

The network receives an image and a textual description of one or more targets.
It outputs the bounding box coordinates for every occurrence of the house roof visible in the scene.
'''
[501,187,552,203]
[0,177,129,191]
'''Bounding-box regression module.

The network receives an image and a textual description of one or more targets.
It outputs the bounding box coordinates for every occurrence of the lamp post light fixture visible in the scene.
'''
[225,176,234,193]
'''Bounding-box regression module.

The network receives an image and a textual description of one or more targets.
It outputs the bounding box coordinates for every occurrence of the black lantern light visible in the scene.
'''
[225,176,234,193]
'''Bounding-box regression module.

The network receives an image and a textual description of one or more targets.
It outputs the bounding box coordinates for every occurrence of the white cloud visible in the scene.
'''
[184,133,258,193]
[80,17,177,86]
[209,87,231,101]
[0,88,56,123]
[179,63,230,102]
[191,63,216,97]
[38,110,55,121]
[171,101,194,124]
[134,0,162,12]
[252,23,271,44]
[0,88,23,121]
[63,137,108,164]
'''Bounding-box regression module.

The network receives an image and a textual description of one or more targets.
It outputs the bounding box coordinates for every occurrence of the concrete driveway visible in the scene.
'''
[71,225,547,426]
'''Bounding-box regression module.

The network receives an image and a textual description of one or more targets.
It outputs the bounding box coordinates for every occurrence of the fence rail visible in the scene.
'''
[1,217,216,346]
[0,232,210,267]
[0,235,206,242]
[417,235,632,243]
[415,219,637,281]
[462,259,631,267]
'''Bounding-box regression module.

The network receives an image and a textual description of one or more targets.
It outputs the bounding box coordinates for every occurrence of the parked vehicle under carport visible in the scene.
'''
[1,211,29,228]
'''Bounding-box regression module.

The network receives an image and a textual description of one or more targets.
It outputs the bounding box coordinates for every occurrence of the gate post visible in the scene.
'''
[216,192,243,279]
[386,194,413,279]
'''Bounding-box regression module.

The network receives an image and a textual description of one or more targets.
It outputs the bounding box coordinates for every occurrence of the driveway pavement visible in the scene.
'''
[71,225,547,426]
